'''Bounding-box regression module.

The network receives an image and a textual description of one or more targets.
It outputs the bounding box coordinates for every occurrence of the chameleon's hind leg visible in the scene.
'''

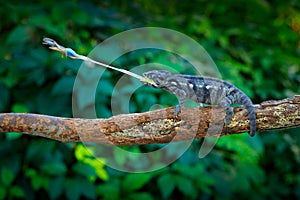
[220,98,234,125]
[174,105,181,116]
[174,99,185,116]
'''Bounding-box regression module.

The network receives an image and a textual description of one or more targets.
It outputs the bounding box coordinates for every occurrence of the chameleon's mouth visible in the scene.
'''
[141,77,158,87]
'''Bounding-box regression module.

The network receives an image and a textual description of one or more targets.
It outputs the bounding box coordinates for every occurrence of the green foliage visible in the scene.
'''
[122,173,153,192]
[75,144,108,180]
[1,167,16,187]
[0,0,299,199]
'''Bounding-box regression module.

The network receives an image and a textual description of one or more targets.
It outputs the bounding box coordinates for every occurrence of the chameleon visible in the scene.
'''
[142,70,256,136]
[42,38,256,136]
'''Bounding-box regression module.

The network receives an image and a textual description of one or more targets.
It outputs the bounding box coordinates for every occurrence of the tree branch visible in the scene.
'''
[0,96,299,145]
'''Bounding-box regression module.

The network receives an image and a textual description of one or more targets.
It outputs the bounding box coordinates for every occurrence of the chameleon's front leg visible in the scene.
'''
[172,88,188,116]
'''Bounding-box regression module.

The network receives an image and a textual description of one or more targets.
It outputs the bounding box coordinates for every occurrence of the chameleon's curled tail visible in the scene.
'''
[239,95,256,136]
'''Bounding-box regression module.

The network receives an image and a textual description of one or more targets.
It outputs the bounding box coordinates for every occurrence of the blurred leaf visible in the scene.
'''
[127,192,154,200]
[122,173,152,192]
[217,134,261,164]
[88,160,108,181]
[158,174,175,199]
[41,162,67,176]
[97,180,120,200]
[5,132,22,140]
[72,162,97,179]
[9,186,25,198]
[64,177,96,200]
[113,148,127,166]
[0,84,10,112]
[6,25,31,45]
[75,145,109,180]
[97,80,114,95]
[173,163,202,178]
[12,103,29,113]
[1,168,15,186]
[25,140,56,165]
[52,76,75,95]
[64,178,81,200]
[0,186,6,200]
[81,180,97,199]
[26,169,50,191]
[49,177,64,200]
[174,175,197,198]
[75,144,93,161]
[36,89,71,116]
[1,67,21,88]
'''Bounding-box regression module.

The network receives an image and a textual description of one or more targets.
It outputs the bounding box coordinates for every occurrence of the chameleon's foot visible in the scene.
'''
[174,105,181,116]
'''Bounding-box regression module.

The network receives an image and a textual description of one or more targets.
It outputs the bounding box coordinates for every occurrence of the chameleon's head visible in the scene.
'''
[142,70,172,88]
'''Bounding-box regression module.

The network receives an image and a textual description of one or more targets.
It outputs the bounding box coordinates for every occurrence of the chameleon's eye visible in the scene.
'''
[155,76,164,82]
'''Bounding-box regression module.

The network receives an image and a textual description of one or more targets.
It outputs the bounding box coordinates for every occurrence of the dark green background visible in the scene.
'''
[0,0,300,199]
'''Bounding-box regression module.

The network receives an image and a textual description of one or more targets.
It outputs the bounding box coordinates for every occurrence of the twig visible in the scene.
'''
[0,96,299,145]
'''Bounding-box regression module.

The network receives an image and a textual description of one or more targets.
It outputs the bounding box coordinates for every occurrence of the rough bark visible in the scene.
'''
[0,95,299,145]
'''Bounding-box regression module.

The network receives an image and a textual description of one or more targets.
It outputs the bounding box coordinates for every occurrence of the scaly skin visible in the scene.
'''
[142,70,256,136]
